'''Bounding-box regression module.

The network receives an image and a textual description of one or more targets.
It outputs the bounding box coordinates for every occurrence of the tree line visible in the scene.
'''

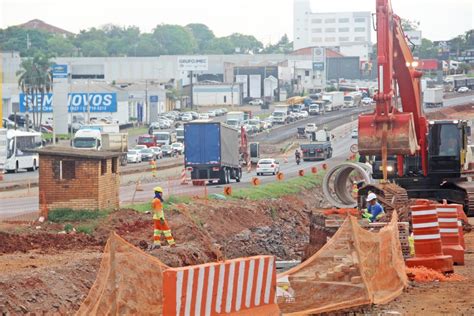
[0,23,293,58]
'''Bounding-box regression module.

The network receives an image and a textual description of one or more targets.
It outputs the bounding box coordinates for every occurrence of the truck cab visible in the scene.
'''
[153,132,175,146]
[72,129,102,150]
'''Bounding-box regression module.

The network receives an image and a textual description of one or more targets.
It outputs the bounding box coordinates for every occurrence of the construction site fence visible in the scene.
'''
[77,212,407,315]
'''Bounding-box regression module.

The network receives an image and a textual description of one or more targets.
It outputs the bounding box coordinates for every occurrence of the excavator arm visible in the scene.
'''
[358,0,428,179]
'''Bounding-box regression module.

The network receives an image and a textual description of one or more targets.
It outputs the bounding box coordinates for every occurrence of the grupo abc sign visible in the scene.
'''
[19,93,117,113]
[177,56,209,71]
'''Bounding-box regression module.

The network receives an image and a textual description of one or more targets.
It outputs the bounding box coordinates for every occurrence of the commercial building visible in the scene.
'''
[293,0,372,62]
[191,82,243,107]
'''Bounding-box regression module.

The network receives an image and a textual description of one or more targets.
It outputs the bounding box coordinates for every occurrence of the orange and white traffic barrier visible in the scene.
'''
[162,255,279,315]
[405,202,454,273]
[456,205,468,250]
[181,168,188,185]
[436,204,464,265]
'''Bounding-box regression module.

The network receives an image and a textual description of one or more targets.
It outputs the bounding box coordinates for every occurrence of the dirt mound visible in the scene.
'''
[0,231,101,254]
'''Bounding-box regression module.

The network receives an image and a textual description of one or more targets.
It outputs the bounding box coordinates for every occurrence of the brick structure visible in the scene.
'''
[37,147,120,211]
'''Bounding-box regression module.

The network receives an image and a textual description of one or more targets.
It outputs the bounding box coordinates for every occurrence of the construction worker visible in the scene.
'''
[150,186,176,249]
[362,193,385,222]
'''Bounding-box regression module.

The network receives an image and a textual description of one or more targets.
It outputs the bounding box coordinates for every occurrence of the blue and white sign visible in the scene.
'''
[52,64,69,79]
[313,62,325,71]
[149,95,159,102]
[19,93,117,113]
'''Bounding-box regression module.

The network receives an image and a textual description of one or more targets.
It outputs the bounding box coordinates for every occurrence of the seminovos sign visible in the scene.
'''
[19,93,117,113]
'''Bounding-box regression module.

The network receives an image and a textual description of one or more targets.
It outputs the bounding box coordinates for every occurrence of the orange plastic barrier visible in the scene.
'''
[405,203,453,273]
[311,167,318,174]
[162,256,279,316]
[277,212,407,315]
[298,170,304,177]
[436,204,464,265]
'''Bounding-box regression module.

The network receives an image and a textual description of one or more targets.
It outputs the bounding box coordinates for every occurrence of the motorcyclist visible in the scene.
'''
[295,149,301,161]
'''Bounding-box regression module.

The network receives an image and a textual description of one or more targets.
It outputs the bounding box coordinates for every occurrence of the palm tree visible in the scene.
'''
[17,53,53,131]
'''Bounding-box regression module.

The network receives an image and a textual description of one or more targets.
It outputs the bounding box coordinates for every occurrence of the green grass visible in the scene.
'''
[125,126,149,136]
[126,195,192,213]
[48,208,109,223]
[43,133,71,141]
[231,173,324,200]
[76,224,96,235]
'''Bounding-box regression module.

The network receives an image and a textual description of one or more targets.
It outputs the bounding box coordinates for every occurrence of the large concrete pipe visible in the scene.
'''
[322,162,373,208]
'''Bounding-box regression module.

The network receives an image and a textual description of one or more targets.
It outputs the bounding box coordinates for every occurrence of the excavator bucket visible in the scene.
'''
[358,112,419,156]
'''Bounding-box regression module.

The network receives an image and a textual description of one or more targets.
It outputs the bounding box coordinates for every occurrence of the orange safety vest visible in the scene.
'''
[152,198,165,220]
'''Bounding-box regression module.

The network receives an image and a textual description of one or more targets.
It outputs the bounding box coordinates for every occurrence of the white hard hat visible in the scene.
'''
[366,193,377,202]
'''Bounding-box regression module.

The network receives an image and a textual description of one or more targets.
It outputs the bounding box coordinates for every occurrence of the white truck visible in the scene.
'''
[226,111,245,128]
[153,131,176,146]
[72,129,128,165]
[272,105,289,124]
[79,123,120,134]
[423,88,444,108]
[322,92,344,112]
[343,92,362,108]
[176,127,184,143]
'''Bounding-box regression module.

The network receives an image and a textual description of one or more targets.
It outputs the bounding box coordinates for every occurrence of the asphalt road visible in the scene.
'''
[0,130,356,218]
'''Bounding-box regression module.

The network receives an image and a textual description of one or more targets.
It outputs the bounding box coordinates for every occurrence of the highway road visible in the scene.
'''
[0,126,357,219]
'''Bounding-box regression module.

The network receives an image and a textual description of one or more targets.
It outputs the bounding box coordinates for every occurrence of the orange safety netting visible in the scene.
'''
[76,233,169,316]
[277,212,407,315]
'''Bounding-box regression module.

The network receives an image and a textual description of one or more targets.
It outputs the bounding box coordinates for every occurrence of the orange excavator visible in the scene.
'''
[358,0,474,215]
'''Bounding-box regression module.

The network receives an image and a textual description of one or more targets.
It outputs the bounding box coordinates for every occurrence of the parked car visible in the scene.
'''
[171,142,185,154]
[249,99,264,106]
[127,149,142,163]
[8,114,31,128]
[182,113,193,122]
[457,86,470,93]
[207,110,217,117]
[351,128,358,139]
[149,146,163,159]
[189,111,199,120]
[2,118,15,129]
[256,158,280,176]
[161,145,173,157]
[199,113,210,120]
[362,97,373,105]
[140,148,155,161]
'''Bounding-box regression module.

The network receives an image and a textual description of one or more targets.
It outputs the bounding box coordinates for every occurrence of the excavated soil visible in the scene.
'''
[426,103,474,120]
[0,186,473,314]
[0,187,328,314]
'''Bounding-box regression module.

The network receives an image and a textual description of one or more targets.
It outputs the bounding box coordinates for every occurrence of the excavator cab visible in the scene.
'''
[427,120,469,177]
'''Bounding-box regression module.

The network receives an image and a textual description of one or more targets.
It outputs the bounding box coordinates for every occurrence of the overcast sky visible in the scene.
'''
[0,0,472,44]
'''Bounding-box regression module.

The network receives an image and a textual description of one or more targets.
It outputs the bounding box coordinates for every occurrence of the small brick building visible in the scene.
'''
[38,147,120,211]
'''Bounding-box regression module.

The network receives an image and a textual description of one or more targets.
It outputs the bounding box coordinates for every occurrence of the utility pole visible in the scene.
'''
[145,79,148,124]
[87,78,90,124]
[189,71,193,109]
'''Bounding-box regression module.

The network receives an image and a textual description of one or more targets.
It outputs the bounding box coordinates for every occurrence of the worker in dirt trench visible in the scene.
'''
[363,193,385,222]
[150,187,176,249]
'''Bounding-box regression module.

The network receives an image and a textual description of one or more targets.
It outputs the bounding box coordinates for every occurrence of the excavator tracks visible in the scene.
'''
[452,180,474,216]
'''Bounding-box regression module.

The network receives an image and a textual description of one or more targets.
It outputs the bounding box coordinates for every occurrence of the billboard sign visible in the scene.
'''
[52,64,69,79]
[19,93,117,113]
[312,62,325,71]
[177,56,209,71]
[312,47,326,63]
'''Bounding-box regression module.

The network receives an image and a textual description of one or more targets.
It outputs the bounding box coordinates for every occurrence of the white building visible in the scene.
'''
[293,0,372,62]
[192,82,243,107]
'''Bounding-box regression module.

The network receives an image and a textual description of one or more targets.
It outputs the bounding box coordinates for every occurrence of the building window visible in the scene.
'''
[324,18,336,23]
[338,27,350,32]
[325,37,336,42]
[224,96,227,103]
[339,37,350,42]
[305,70,310,76]
[311,18,322,23]
[53,160,75,180]
[312,37,323,42]
[354,17,366,23]
[355,27,366,32]
[355,36,366,41]
[338,18,349,23]
[325,28,336,33]
[112,158,118,174]
[101,159,107,175]
[312,28,322,33]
